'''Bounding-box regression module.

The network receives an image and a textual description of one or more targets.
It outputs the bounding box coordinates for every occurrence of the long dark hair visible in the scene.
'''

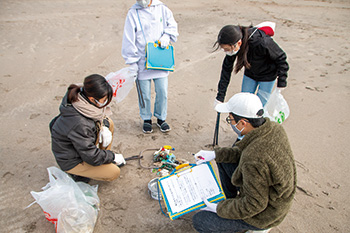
[213,25,252,73]
[67,74,113,108]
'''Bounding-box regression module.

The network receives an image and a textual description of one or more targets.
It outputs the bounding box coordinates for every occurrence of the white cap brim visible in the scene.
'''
[215,102,230,113]
[215,93,264,118]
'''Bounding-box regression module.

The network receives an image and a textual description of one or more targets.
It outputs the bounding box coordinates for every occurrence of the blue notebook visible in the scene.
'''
[145,42,175,72]
[158,162,226,220]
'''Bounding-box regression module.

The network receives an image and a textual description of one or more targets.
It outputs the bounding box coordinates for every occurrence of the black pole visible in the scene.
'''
[213,112,220,146]
[136,78,145,108]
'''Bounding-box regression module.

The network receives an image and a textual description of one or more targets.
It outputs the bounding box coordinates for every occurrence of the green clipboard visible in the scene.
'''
[158,162,226,220]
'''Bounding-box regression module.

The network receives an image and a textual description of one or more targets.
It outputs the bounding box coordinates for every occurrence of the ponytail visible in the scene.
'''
[234,26,251,73]
[67,84,81,104]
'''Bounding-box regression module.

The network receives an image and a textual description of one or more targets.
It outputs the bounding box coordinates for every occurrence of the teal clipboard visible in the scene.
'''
[158,162,226,220]
[145,42,175,72]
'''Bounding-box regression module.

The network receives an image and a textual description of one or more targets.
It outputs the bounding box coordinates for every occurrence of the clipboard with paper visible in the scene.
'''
[158,162,226,220]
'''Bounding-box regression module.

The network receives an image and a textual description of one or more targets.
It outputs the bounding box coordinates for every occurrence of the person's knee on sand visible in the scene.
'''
[67,163,121,182]
[102,165,120,181]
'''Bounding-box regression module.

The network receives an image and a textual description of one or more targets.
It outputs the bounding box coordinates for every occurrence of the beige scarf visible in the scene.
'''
[72,93,112,124]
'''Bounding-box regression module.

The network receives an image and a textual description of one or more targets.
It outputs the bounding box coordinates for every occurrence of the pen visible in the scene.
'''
[191,152,204,161]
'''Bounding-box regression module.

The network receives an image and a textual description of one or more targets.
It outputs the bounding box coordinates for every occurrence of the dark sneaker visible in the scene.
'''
[70,174,91,183]
[143,120,153,134]
[157,119,171,133]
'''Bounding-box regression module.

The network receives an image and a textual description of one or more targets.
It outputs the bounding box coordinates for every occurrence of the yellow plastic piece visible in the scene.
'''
[163,145,173,150]
[175,163,190,170]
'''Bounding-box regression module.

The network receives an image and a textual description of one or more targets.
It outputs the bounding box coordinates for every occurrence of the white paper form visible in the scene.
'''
[160,164,221,213]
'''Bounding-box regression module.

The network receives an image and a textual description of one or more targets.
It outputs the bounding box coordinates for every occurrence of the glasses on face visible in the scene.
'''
[226,116,234,125]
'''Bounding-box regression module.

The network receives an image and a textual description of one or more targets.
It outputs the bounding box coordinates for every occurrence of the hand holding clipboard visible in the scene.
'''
[158,162,225,220]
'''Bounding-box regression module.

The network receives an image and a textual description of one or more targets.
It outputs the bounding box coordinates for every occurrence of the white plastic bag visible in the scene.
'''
[263,88,290,124]
[28,167,99,233]
[105,67,136,103]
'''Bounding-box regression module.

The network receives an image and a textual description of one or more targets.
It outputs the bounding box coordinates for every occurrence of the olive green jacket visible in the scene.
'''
[215,118,296,229]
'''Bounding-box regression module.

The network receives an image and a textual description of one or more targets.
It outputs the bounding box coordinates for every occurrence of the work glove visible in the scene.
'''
[213,99,222,109]
[114,153,126,166]
[99,126,112,148]
[194,150,216,165]
[159,34,170,48]
[128,63,138,78]
[201,198,217,213]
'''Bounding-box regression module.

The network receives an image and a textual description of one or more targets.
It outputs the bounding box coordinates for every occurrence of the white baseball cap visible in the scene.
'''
[215,93,264,118]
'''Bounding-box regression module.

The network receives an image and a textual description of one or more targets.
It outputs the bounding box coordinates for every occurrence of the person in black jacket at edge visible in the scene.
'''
[49,74,126,183]
[214,23,289,107]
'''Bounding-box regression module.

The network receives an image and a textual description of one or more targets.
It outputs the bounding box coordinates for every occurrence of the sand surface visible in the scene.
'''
[1,0,350,232]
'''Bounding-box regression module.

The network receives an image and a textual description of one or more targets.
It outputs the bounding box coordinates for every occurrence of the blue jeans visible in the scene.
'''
[192,162,263,232]
[241,75,275,106]
[138,77,168,121]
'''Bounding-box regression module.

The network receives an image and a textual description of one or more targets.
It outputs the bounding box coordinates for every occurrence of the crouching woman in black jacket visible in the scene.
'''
[50,74,125,182]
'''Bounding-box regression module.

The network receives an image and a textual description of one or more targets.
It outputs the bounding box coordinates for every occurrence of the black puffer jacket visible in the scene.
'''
[216,28,289,102]
[49,93,115,171]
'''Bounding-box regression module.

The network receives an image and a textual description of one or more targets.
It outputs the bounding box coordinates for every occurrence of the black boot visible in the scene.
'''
[70,174,91,183]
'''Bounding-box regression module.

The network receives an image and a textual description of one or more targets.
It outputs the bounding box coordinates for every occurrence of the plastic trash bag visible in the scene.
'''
[105,67,136,103]
[263,88,290,124]
[28,167,99,233]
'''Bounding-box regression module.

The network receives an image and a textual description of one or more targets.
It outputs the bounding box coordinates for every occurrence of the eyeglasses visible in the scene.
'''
[226,116,234,124]
[226,116,248,125]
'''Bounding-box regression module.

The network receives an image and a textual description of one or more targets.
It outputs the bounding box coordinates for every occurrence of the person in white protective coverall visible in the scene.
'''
[122,0,178,134]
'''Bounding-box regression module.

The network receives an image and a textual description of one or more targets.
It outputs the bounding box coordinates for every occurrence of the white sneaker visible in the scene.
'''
[246,229,271,233]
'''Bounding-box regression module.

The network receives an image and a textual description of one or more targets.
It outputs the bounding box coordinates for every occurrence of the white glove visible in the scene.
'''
[99,126,112,148]
[114,153,126,166]
[277,87,284,93]
[159,34,170,48]
[213,99,222,109]
[128,63,138,78]
[194,150,216,165]
[202,198,217,213]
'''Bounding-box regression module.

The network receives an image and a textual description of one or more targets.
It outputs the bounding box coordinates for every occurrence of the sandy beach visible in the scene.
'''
[1,0,350,232]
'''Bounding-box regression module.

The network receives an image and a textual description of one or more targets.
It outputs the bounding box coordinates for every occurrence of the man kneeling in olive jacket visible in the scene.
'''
[193,93,296,233]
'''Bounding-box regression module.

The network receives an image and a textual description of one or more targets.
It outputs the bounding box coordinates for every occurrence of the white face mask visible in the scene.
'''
[226,50,238,56]
[94,98,108,108]
[224,42,240,56]
[137,0,151,8]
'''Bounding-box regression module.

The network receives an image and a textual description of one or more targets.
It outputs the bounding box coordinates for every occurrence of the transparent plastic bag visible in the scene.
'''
[263,88,290,124]
[28,167,99,233]
[105,67,136,103]
[56,205,97,233]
